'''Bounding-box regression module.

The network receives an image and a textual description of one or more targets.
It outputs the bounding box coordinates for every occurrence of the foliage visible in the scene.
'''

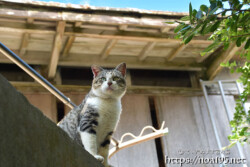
[170,0,250,145]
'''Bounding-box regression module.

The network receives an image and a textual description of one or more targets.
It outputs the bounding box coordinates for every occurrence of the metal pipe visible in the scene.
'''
[218,81,233,120]
[200,80,224,158]
[218,81,247,166]
[201,80,237,85]
[0,42,76,109]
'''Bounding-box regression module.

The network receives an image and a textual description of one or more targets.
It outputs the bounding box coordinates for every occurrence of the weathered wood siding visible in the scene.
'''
[110,95,159,167]
[24,93,57,122]
[155,95,249,167]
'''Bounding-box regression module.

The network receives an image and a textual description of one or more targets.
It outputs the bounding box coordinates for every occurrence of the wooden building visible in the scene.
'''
[0,0,249,166]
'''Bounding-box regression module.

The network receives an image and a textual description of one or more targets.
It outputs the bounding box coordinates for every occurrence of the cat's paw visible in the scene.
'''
[94,155,104,163]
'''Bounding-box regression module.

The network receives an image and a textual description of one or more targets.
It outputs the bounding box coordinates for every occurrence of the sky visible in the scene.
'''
[31,0,211,12]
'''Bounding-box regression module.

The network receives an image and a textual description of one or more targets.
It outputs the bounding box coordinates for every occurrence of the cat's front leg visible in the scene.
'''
[80,131,104,162]
[99,132,114,167]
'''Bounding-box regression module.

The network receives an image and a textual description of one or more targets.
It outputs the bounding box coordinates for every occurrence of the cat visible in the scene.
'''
[58,63,127,167]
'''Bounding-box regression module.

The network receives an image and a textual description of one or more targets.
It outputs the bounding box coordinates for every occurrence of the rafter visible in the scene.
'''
[160,27,171,33]
[62,22,81,58]
[100,39,117,60]
[207,43,240,80]
[19,33,30,57]
[167,44,187,61]
[119,25,128,31]
[138,42,156,61]
[62,36,75,58]
[48,21,65,79]
[19,18,34,56]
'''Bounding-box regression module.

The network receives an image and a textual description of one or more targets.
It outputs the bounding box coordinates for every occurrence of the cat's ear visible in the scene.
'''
[115,63,126,77]
[91,65,103,78]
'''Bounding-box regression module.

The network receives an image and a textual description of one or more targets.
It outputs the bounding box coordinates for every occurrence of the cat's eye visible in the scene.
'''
[113,77,120,81]
[100,77,106,81]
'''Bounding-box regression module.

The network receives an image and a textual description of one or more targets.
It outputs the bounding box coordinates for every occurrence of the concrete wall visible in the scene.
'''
[0,74,103,167]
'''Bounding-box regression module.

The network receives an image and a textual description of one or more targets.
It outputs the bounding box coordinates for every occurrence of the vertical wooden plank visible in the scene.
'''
[110,95,158,167]
[24,93,57,122]
[155,96,210,167]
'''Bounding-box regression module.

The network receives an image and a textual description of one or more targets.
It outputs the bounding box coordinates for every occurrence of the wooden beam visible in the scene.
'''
[0,8,179,27]
[19,33,30,56]
[11,82,239,96]
[207,43,239,80]
[167,44,187,61]
[138,42,156,61]
[10,82,203,96]
[48,21,65,78]
[0,21,212,43]
[100,39,117,60]
[0,50,204,71]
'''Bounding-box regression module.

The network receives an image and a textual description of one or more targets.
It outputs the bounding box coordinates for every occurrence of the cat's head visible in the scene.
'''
[91,63,127,99]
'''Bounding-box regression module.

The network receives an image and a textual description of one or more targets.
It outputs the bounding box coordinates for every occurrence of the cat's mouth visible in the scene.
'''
[106,86,114,91]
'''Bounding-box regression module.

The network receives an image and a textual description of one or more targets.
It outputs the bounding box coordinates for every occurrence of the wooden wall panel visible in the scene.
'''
[155,96,212,167]
[24,93,57,122]
[110,95,158,167]
[63,93,85,114]
[155,95,249,167]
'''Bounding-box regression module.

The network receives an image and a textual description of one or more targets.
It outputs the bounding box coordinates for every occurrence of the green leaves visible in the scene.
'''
[180,16,190,21]
[174,24,186,33]
[184,34,194,44]
[201,41,220,56]
[245,38,250,49]
[200,4,208,13]
[189,2,193,24]
[165,21,175,24]
[210,20,221,32]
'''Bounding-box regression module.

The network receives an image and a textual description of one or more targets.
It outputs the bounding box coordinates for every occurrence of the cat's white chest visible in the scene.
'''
[86,97,121,142]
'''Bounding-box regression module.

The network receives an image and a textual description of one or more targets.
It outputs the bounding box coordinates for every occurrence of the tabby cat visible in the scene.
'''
[58,63,127,167]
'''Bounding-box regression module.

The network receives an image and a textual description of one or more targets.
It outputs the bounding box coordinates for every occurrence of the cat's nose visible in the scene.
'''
[107,82,112,86]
